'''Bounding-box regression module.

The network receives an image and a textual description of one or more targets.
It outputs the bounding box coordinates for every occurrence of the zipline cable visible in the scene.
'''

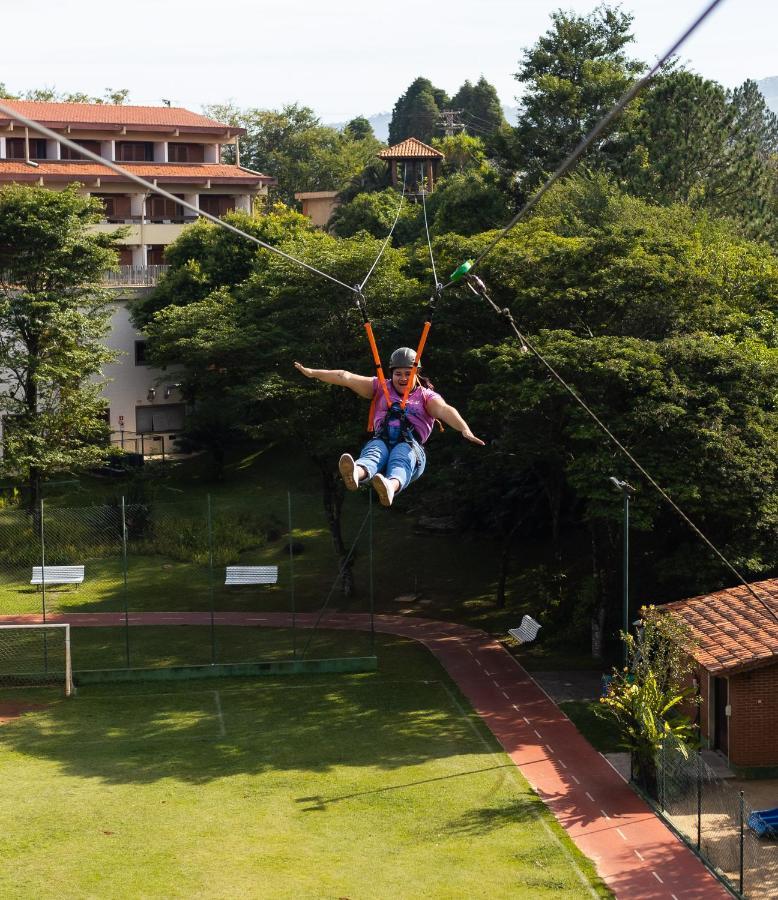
[420,187,439,289]
[0,100,359,295]
[467,276,778,623]
[300,501,373,658]
[442,0,729,290]
[357,164,408,293]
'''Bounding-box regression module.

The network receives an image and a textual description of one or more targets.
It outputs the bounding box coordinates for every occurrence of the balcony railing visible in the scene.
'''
[103,265,170,286]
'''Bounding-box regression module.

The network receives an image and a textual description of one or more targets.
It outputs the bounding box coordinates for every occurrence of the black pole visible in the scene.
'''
[739,789,745,895]
[288,491,296,659]
[207,494,216,664]
[623,490,630,667]
[696,749,702,851]
[121,496,130,668]
[369,489,375,656]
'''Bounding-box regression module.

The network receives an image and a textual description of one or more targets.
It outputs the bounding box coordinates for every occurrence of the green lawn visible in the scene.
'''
[0,635,610,899]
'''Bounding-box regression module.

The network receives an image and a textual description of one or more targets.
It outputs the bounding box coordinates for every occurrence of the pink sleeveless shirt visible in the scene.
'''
[371,377,442,444]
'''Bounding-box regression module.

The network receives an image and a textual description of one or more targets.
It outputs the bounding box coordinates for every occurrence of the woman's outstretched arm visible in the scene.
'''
[294,362,374,399]
[426,395,485,445]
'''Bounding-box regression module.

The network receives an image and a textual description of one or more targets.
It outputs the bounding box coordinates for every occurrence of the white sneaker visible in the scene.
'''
[371,473,396,507]
[338,453,360,491]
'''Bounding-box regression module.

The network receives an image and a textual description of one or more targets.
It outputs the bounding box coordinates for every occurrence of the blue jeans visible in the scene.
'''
[355,438,426,492]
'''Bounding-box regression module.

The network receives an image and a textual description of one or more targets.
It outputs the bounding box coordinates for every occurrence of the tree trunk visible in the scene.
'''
[320,464,355,600]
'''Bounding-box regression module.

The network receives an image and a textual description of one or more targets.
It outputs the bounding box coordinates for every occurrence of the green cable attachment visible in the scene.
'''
[450,260,473,282]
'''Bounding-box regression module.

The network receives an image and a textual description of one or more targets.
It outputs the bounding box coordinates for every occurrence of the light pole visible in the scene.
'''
[610,476,636,665]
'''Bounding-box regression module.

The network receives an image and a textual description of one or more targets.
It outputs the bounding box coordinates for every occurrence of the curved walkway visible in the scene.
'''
[3,610,730,900]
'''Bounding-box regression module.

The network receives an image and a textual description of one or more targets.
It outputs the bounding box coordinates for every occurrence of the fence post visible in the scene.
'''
[39,498,48,673]
[739,789,745,896]
[207,494,216,664]
[288,491,296,659]
[696,749,702,851]
[369,489,375,656]
[121,496,130,668]
[39,498,47,624]
[660,737,666,813]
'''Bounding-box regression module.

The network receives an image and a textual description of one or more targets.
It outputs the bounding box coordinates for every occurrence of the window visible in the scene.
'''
[168,143,204,163]
[116,141,154,162]
[135,404,186,433]
[199,195,236,217]
[146,246,166,266]
[6,138,47,160]
[60,140,100,161]
[134,341,148,366]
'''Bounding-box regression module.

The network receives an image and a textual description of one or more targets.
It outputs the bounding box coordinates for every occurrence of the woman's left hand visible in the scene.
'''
[462,429,486,446]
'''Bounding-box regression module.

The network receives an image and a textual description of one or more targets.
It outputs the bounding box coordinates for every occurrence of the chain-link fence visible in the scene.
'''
[0,493,377,674]
[641,737,778,898]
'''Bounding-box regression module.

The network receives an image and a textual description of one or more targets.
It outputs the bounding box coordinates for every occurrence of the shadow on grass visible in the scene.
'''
[0,636,516,789]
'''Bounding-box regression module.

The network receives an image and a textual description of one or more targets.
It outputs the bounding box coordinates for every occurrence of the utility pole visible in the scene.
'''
[438,109,465,137]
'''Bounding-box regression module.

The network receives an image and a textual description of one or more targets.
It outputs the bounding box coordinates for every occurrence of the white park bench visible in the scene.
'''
[224,566,278,586]
[508,615,542,644]
[31,565,85,589]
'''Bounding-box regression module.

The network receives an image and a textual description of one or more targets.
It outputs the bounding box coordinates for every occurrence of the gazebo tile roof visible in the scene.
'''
[377,137,444,160]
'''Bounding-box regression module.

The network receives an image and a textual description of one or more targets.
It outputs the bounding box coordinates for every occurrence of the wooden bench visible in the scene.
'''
[31,566,85,589]
[224,566,278,586]
[508,615,541,645]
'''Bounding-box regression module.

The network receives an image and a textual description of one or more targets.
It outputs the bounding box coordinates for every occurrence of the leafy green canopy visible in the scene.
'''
[203,102,382,206]
[0,184,119,500]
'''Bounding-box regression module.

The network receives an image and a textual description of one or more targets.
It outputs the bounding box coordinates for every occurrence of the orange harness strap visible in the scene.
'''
[364,321,391,431]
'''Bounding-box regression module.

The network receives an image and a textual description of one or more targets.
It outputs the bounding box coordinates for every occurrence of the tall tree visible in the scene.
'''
[388,77,449,145]
[0,185,118,506]
[508,4,643,192]
[451,76,506,136]
[624,72,778,239]
[205,102,381,205]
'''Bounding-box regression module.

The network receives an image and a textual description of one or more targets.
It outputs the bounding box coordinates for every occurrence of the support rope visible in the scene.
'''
[467,276,778,623]
[440,0,729,289]
[300,502,373,658]
[358,164,408,293]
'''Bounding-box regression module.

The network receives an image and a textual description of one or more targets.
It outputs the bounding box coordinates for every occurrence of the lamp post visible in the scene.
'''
[609,476,636,665]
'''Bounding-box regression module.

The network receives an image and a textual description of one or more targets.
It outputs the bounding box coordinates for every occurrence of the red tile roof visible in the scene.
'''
[665,578,778,674]
[0,100,243,134]
[0,161,272,185]
[377,137,444,159]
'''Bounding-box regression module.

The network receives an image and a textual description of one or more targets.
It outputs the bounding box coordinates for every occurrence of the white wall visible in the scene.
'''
[100,299,183,433]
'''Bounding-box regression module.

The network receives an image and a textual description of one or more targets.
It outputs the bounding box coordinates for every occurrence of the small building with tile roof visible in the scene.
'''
[666,578,778,775]
[377,137,444,194]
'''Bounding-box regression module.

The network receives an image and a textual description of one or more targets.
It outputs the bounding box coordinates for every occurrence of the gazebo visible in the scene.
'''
[377,137,444,194]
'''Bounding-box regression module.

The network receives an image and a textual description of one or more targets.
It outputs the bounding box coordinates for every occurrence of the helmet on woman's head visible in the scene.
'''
[389,347,418,370]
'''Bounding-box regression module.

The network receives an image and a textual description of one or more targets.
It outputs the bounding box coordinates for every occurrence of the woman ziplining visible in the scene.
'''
[294,349,484,507]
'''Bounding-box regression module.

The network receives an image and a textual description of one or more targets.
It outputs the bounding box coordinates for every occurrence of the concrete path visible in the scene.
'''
[3,610,732,899]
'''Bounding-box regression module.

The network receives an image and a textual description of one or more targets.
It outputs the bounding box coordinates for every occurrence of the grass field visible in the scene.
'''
[0,634,611,899]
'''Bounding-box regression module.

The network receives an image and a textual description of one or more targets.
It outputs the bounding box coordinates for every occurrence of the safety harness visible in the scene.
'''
[355,285,442,448]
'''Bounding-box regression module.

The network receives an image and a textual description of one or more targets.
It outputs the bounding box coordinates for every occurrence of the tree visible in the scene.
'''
[138,214,422,596]
[204,103,381,206]
[329,188,422,244]
[600,605,697,796]
[508,4,643,192]
[0,185,118,506]
[451,76,506,137]
[344,116,374,141]
[388,77,449,145]
[623,72,778,239]
[0,85,131,104]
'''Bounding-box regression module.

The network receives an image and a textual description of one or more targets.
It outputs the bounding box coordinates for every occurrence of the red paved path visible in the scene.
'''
[3,610,732,899]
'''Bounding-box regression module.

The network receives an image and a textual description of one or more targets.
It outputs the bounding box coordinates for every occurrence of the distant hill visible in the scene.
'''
[757,77,778,114]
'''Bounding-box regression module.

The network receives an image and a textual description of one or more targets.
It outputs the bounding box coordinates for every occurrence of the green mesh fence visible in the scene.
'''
[647,737,778,898]
[0,625,70,692]
[0,493,376,676]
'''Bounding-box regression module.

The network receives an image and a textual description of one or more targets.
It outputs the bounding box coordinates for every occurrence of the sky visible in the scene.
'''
[3,0,776,121]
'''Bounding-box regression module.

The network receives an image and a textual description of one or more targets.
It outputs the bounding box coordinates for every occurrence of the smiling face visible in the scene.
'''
[391,367,416,394]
